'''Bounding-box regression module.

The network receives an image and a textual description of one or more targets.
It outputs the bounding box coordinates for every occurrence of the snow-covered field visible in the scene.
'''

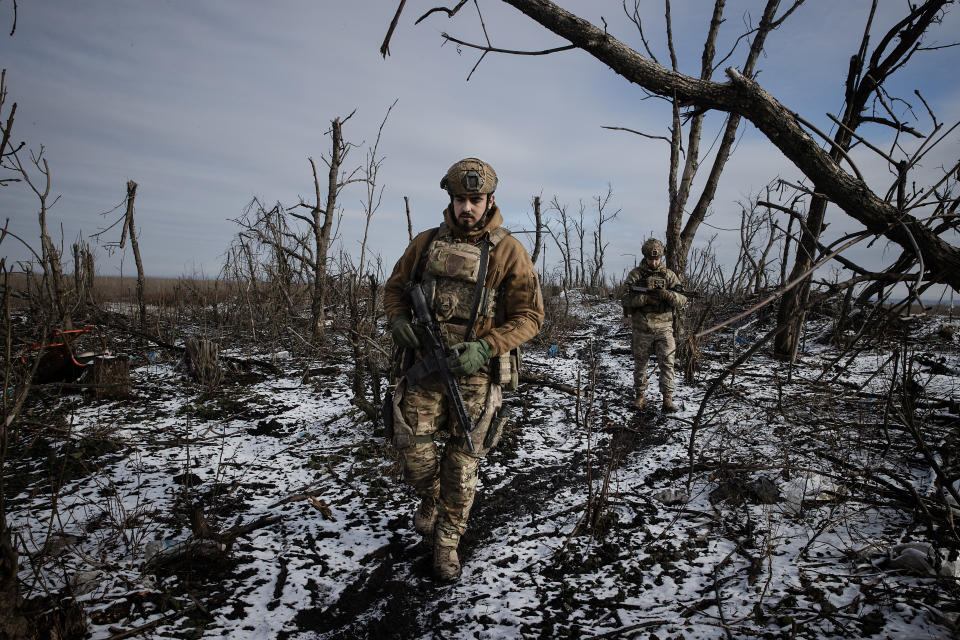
[7,295,960,639]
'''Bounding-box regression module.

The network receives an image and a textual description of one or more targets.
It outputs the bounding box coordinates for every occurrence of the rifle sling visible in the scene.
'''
[463,236,491,343]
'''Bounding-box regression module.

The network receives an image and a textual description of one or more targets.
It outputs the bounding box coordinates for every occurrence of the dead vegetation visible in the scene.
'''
[2,2,959,636]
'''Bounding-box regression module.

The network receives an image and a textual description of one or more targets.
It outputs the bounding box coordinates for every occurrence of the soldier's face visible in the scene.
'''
[453,194,492,230]
[645,256,662,268]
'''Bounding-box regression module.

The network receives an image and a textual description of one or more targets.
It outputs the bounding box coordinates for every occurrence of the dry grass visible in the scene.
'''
[5,273,255,308]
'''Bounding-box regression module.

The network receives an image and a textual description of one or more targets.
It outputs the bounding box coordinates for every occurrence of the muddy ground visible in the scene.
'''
[6,296,960,638]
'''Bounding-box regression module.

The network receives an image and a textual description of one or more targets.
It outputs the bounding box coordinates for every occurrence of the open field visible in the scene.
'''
[4,272,959,319]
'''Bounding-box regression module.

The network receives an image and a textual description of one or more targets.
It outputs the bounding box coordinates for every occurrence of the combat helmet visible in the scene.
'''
[441,158,497,196]
[642,238,665,259]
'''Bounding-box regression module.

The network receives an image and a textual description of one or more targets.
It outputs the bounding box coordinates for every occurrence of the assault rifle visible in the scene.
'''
[629,283,703,299]
[402,281,476,453]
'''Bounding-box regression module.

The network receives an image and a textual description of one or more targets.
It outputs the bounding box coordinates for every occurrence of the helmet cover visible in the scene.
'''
[642,238,665,259]
[440,158,497,196]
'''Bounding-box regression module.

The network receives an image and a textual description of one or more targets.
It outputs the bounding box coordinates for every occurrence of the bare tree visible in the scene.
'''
[0,64,32,640]
[724,191,782,296]
[124,181,146,326]
[772,0,955,358]
[617,0,801,277]
[572,200,586,286]
[93,180,147,326]
[232,112,364,343]
[298,114,361,342]
[0,70,23,187]
[0,64,74,640]
[346,101,396,420]
[589,185,620,290]
[545,195,575,288]
[385,0,960,299]
[388,1,800,277]
[71,240,94,314]
[10,146,70,330]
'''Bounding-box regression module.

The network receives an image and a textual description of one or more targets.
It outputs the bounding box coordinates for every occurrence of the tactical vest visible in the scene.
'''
[417,222,519,389]
[639,273,671,314]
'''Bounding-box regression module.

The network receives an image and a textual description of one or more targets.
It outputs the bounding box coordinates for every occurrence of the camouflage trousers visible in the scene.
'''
[631,323,676,399]
[396,372,503,549]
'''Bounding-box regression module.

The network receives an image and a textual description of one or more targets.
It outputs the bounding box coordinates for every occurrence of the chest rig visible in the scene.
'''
[638,267,671,314]
[419,222,510,348]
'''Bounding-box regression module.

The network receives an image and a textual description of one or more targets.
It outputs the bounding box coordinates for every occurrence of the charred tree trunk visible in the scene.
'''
[309,117,345,343]
[530,195,543,267]
[88,356,132,399]
[35,159,70,331]
[404,195,413,242]
[184,338,223,391]
[123,181,147,328]
[71,241,95,316]
[0,522,30,640]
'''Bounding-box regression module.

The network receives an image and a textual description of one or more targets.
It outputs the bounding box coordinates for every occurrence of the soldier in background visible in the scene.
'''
[383,158,543,581]
[621,238,687,412]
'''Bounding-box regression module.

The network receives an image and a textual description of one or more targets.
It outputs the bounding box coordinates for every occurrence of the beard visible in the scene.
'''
[454,200,491,230]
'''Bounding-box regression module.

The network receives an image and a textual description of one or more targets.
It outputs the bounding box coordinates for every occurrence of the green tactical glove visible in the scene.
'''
[447,340,493,377]
[390,316,420,350]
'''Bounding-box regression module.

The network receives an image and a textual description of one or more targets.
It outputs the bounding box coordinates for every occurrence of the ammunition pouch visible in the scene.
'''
[422,240,497,331]
[492,347,521,391]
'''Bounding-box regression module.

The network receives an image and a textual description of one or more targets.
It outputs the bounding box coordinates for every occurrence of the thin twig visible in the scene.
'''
[416,0,468,24]
[441,32,576,56]
[601,125,672,144]
[791,112,865,181]
[824,112,900,164]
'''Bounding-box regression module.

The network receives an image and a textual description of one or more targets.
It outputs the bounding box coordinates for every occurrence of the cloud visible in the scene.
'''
[1,0,957,284]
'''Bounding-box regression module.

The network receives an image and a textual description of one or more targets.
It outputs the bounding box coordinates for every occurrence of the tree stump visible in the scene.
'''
[185,338,223,390]
[88,356,132,399]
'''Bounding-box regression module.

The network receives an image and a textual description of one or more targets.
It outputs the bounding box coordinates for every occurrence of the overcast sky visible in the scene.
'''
[1,1,958,284]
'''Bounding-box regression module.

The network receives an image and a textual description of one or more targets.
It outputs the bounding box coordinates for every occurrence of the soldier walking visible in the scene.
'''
[621,238,687,412]
[383,158,543,581]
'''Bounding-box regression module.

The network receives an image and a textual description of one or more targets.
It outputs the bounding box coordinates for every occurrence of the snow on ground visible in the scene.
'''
[7,295,960,639]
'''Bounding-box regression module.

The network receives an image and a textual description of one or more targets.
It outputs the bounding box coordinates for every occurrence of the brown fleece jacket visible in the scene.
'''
[384,204,544,357]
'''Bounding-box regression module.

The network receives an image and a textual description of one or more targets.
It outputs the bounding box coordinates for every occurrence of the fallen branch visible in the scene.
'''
[106,320,281,374]
[519,372,583,395]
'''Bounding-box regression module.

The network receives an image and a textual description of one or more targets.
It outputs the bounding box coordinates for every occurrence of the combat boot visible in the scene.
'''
[632,396,647,409]
[413,498,437,538]
[433,545,462,581]
[662,396,677,413]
